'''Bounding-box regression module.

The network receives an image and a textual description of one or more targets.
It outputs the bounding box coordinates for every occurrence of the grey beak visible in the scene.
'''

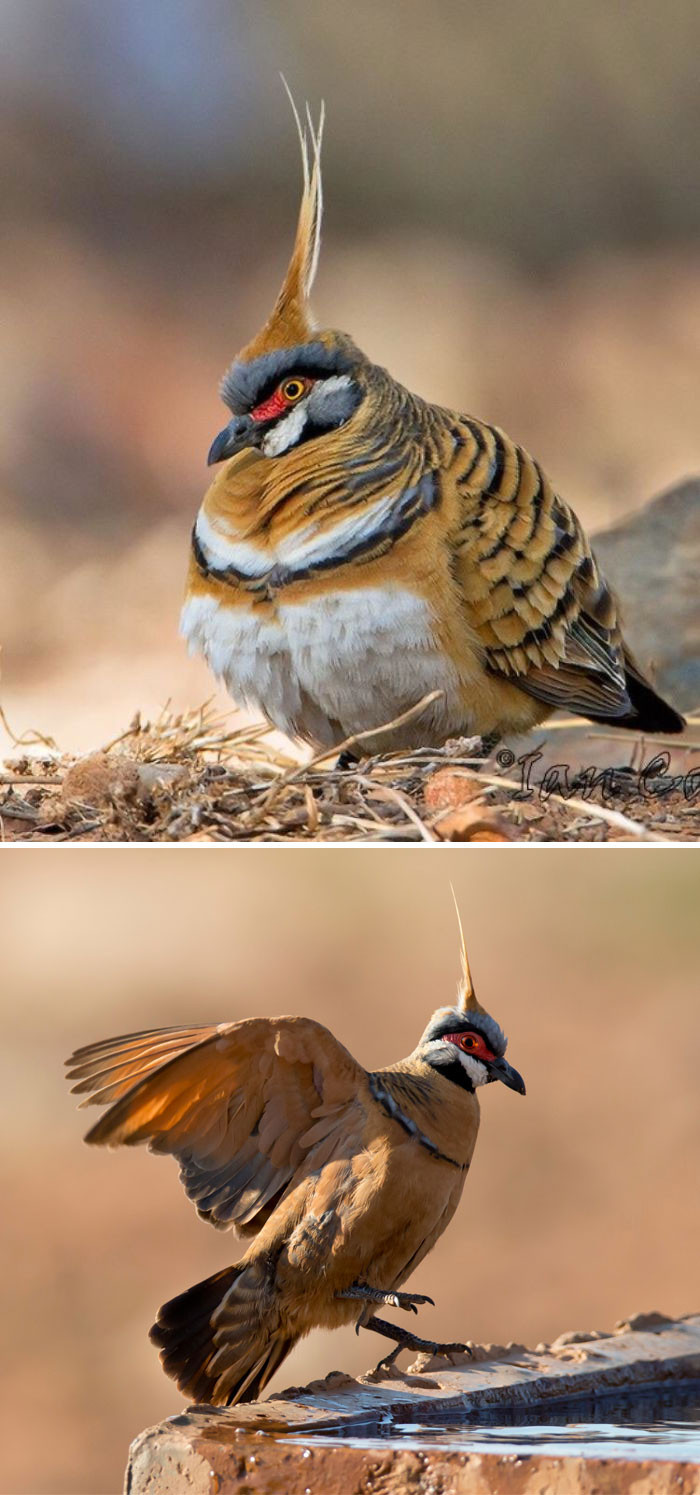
[486,1055,526,1095]
[207,415,254,466]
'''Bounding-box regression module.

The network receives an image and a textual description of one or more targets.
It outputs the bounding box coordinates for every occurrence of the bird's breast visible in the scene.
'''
[181,580,462,748]
[272,1134,467,1332]
[181,496,470,748]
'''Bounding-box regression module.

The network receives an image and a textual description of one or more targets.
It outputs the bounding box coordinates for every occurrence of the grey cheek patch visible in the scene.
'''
[306,376,361,428]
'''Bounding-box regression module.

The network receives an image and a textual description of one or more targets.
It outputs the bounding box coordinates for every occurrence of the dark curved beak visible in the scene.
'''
[207,415,255,466]
[486,1055,526,1095]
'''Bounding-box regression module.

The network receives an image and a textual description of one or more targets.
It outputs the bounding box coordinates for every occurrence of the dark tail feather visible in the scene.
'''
[617,655,685,734]
[150,1265,295,1406]
[150,1265,240,1405]
[585,651,685,734]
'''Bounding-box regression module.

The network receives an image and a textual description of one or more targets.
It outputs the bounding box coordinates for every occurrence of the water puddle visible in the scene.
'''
[287,1384,700,1462]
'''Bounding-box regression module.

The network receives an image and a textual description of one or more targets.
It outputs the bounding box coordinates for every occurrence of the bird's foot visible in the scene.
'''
[474,730,501,761]
[364,1312,471,1372]
[338,1283,434,1316]
[335,749,359,771]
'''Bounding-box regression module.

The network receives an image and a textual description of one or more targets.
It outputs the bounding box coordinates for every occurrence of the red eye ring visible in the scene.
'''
[250,378,310,423]
[444,1030,495,1062]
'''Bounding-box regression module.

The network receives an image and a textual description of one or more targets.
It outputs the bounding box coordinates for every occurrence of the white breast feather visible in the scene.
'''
[181,586,461,747]
[184,489,465,746]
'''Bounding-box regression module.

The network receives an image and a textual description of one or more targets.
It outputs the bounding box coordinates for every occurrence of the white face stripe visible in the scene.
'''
[196,489,414,579]
[455,1052,490,1088]
[262,401,309,456]
[421,1039,490,1088]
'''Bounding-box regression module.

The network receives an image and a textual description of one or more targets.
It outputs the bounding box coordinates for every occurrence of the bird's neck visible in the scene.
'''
[371,1056,480,1170]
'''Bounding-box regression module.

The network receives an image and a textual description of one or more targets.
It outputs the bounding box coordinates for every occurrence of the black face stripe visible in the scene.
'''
[220,342,357,414]
[191,470,439,594]
[431,1052,477,1094]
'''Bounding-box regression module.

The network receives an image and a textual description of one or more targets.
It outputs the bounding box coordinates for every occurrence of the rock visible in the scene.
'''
[593,477,700,712]
[423,768,486,811]
[38,754,189,823]
[124,1313,700,1495]
[549,1329,608,1350]
[40,752,140,820]
[615,1310,675,1334]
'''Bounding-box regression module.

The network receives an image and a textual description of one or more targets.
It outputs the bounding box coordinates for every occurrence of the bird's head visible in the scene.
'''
[417,898,525,1097]
[207,91,367,467]
[418,1006,525,1095]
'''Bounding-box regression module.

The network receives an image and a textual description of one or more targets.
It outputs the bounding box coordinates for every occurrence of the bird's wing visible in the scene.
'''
[66,1018,371,1234]
[451,417,633,720]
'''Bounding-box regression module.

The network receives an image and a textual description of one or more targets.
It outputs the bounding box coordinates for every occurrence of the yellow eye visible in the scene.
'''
[281,378,306,402]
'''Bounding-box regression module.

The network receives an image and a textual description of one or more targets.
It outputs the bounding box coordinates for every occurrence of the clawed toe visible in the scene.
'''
[384,1290,435,1313]
[364,1311,471,1370]
[338,1283,435,1314]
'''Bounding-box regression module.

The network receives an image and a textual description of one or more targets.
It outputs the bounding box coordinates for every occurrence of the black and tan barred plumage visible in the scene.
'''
[181,99,684,750]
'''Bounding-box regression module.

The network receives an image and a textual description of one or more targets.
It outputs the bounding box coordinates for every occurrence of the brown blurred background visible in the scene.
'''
[0,847,698,1492]
[1,1,700,752]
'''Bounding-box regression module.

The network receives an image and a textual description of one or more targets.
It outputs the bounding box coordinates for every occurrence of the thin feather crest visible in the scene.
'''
[238,80,325,360]
[450,885,483,1014]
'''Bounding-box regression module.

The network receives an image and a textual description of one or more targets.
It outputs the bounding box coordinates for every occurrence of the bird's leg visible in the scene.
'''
[474,730,501,760]
[337,1282,434,1315]
[363,1312,471,1372]
[335,749,359,771]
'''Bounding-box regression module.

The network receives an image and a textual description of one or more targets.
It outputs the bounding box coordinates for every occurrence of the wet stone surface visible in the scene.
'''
[125,1313,700,1492]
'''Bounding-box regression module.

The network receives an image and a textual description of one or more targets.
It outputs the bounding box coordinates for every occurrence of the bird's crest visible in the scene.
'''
[451,886,486,1017]
[238,80,325,363]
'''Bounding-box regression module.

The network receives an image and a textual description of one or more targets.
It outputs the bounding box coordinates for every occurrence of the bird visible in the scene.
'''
[180,92,684,758]
[65,917,525,1406]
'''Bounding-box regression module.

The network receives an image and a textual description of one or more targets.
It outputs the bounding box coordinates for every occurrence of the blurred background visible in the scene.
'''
[2,1,700,752]
[0,848,698,1492]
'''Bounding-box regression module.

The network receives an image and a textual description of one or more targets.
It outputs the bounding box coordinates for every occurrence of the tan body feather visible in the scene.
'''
[181,95,682,747]
[183,374,631,746]
[67,1018,478,1404]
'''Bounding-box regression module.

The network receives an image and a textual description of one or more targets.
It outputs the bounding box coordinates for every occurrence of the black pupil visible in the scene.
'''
[286,381,301,397]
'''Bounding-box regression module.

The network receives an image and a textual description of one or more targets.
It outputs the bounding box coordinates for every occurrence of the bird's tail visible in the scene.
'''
[150,1261,296,1406]
[617,649,685,734]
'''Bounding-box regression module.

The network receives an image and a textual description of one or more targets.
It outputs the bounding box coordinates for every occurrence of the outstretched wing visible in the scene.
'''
[452,417,634,721]
[66,1017,371,1235]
